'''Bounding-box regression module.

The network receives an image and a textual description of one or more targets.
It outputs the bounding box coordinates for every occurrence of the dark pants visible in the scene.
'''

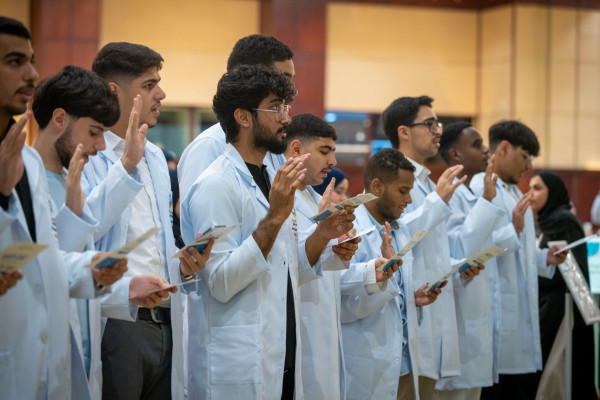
[101,316,173,400]
[480,373,538,400]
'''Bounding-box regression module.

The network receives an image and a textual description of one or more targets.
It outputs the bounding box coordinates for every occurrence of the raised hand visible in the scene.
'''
[268,154,308,224]
[129,274,177,308]
[482,154,498,201]
[0,112,29,197]
[121,95,149,174]
[380,222,395,259]
[91,253,128,287]
[436,165,467,203]
[317,177,336,212]
[512,192,531,235]
[65,144,86,216]
[547,245,567,266]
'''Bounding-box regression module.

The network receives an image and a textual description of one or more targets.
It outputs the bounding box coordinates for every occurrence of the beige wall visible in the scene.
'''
[100,0,260,108]
[326,3,478,115]
[2,0,30,27]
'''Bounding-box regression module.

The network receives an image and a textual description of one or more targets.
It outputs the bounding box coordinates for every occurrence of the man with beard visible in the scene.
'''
[471,121,565,400]
[82,42,211,399]
[181,64,308,399]
[31,65,179,399]
[382,96,471,399]
[178,34,295,201]
[340,148,442,400]
[433,122,521,400]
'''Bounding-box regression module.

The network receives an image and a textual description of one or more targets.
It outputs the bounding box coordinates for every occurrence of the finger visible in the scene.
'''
[453,175,467,189]
[319,178,335,211]
[5,112,30,146]
[439,280,448,289]
[127,96,141,140]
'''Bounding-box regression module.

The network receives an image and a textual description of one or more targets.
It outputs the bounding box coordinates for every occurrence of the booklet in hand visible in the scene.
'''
[310,193,378,223]
[336,225,376,245]
[552,234,598,255]
[173,225,238,258]
[378,230,429,272]
[129,278,203,300]
[87,227,159,269]
[0,242,48,273]
[425,245,504,292]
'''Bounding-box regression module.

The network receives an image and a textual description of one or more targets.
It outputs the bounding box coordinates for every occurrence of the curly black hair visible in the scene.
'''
[364,148,415,189]
[227,34,293,71]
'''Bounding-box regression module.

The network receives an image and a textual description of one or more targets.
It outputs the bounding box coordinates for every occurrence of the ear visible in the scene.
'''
[288,139,303,157]
[234,108,252,129]
[397,125,410,145]
[370,177,385,197]
[108,82,120,96]
[497,140,511,158]
[448,147,461,164]
[50,108,69,134]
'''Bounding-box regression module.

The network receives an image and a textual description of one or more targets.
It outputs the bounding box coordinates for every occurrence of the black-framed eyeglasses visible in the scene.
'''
[252,104,291,121]
[407,118,443,134]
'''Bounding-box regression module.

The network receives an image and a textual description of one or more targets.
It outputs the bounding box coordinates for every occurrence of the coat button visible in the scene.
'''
[40,332,48,343]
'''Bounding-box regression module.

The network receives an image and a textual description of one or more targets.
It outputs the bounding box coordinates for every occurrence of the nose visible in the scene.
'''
[406,193,412,205]
[330,153,337,167]
[25,62,39,83]
[155,86,166,101]
[483,145,490,156]
[97,136,107,151]
[280,113,291,125]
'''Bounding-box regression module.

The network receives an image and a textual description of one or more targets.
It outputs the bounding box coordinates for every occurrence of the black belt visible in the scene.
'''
[137,307,171,324]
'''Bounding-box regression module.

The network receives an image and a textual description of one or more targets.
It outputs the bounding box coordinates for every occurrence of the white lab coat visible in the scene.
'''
[470,175,554,374]
[0,146,72,399]
[181,144,308,399]
[177,122,226,202]
[435,183,520,391]
[81,133,188,399]
[340,204,420,400]
[292,185,348,400]
[52,167,136,400]
[399,160,460,379]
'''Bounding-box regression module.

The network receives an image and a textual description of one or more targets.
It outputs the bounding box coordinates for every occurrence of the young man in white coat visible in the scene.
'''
[277,113,358,399]
[31,65,178,399]
[381,96,473,399]
[178,34,295,201]
[433,122,521,400]
[471,120,566,400]
[340,148,442,400]
[0,16,123,399]
[82,42,211,399]
[181,64,309,399]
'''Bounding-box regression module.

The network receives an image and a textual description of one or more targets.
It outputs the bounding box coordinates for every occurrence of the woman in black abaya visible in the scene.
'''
[529,171,596,399]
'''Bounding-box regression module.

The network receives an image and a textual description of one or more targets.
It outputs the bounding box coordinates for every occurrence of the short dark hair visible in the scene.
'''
[285,113,337,144]
[0,16,31,39]
[489,120,540,156]
[227,34,293,72]
[213,64,296,143]
[92,42,163,83]
[32,65,120,129]
[364,148,416,189]
[439,121,473,164]
[381,96,434,148]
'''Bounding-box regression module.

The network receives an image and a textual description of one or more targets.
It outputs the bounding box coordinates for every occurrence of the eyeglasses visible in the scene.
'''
[407,118,443,134]
[252,104,291,121]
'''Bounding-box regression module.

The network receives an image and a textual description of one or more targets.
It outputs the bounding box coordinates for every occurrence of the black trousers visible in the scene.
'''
[101,317,173,400]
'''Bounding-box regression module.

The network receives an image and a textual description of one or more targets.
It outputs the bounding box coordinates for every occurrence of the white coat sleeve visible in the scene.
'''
[61,249,99,299]
[184,173,271,304]
[82,160,143,241]
[0,193,19,236]
[537,247,555,279]
[55,203,98,252]
[401,191,452,235]
[100,277,138,321]
[340,287,398,324]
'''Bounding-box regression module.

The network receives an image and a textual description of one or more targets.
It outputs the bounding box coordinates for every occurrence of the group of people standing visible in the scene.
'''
[0,14,595,400]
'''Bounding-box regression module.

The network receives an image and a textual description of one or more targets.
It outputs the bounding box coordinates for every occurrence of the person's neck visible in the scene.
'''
[454,165,474,187]
[109,118,128,139]
[233,137,266,167]
[364,199,385,226]
[32,130,63,174]
[398,146,425,165]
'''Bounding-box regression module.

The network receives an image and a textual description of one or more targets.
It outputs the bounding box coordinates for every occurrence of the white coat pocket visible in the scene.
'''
[210,324,260,384]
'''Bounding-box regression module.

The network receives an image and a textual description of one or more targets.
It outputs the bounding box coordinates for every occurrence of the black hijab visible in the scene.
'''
[536,171,578,234]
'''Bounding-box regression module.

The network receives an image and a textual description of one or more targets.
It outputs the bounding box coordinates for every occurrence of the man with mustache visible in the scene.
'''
[181,64,306,399]
[471,120,566,400]
[82,42,211,399]
[31,65,180,399]
[434,122,521,400]
[381,96,473,399]
[178,34,295,201]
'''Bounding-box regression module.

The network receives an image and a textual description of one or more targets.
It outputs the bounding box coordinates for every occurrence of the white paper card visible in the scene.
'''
[552,234,598,255]
[378,230,429,272]
[337,226,376,244]
[425,245,505,292]
[86,227,158,269]
[0,243,48,273]
[310,193,378,222]
[173,225,238,258]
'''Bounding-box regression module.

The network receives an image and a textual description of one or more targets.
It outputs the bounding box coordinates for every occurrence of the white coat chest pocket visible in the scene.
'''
[210,324,260,384]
